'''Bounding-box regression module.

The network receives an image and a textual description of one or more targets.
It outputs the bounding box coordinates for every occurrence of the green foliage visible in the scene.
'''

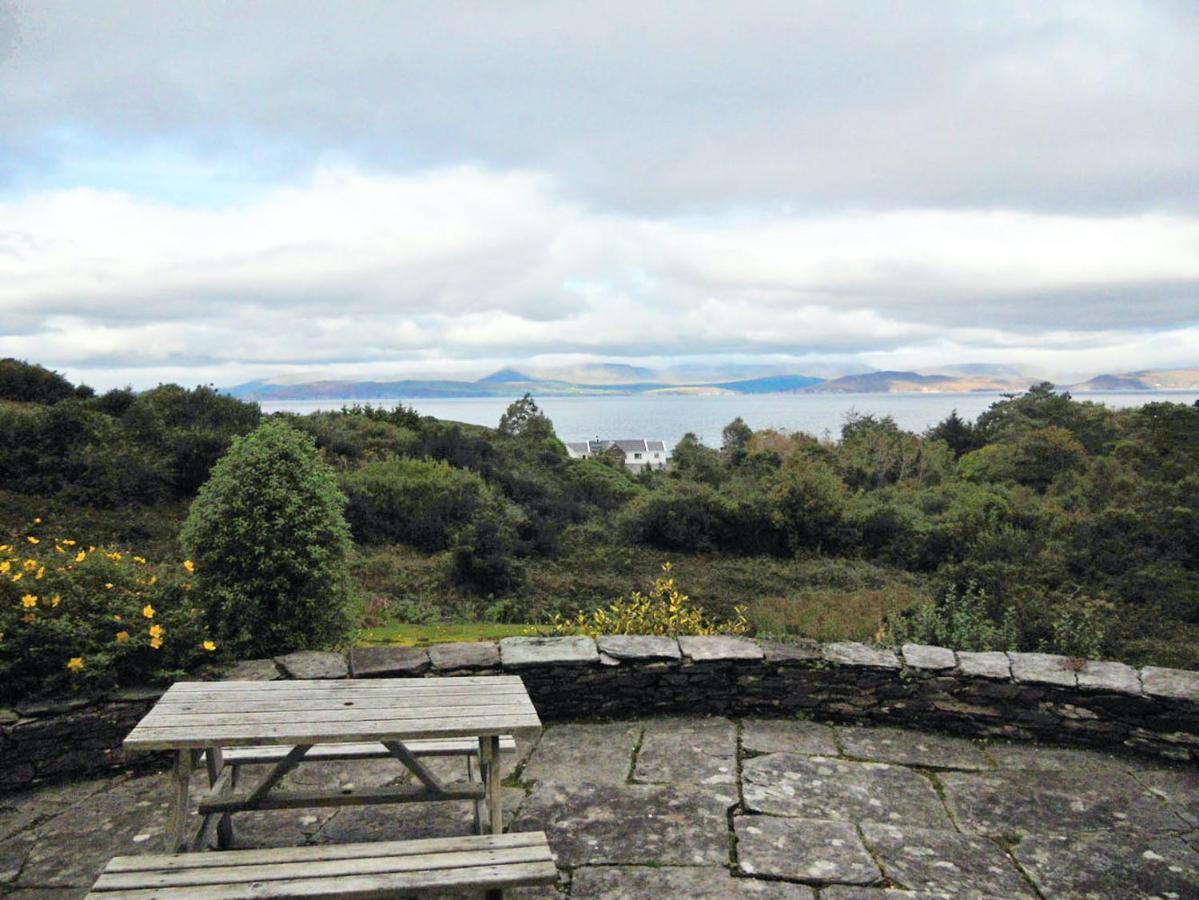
[449,494,526,594]
[1044,593,1112,659]
[181,421,355,656]
[0,358,91,404]
[0,524,214,702]
[562,457,643,510]
[886,581,1017,652]
[342,457,491,550]
[288,411,417,468]
[498,394,559,448]
[767,458,846,552]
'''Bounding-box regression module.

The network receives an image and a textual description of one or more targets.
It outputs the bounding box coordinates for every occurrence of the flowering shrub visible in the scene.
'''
[0,519,217,701]
[546,563,749,637]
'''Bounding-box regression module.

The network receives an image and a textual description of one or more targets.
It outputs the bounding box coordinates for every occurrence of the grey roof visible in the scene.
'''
[564,439,668,457]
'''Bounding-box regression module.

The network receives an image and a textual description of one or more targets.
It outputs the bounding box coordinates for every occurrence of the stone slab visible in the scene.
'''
[985,740,1150,773]
[1076,659,1141,693]
[220,658,282,681]
[1014,830,1199,899]
[520,721,638,785]
[838,726,991,770]
[821,890,955,900]
[348,645,430,677]
[939,769,1189,837]
[572,866,814,898]
[742,754,950,827]
[901,644,956,671]
[678,635,765,662]
[1008,651,1076,687]
[500,635,598,667]
[861,823,1033,897]
[634,717,737,799]
[823,642,900,669]
[596,634,681,661]
[513,782,731,866]
[313,786,524,844]
[1133,766,1199,828]
[273,650,348,680]
[1141,666,1199,702]
[742,718,838,756]
[426,641,500,670]
[761,639,822,663]
[736,815,880,885]
[955,651,1010,680]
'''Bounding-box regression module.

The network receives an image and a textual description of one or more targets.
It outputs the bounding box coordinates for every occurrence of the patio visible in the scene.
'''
[1,716,1195,898]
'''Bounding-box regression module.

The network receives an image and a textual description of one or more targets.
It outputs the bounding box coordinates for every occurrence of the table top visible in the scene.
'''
[123,675,541,751]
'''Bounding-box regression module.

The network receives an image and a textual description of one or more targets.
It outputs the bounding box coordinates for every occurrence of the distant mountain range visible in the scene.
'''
[225,365,1199,401]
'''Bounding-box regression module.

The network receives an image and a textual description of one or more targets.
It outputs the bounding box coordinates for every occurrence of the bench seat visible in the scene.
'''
[86,831,557,898]
[220,736,517,766]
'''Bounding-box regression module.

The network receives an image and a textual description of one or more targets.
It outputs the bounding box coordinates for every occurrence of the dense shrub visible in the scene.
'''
[767,459,846,553]
[618,480,737,552]
[342,457,490,550]
[288,411,417,468]
[886,581,1016,651]
[0,525,214,701]
[181,421,355,656]
[0,358,90,404]
[449,494,527,594]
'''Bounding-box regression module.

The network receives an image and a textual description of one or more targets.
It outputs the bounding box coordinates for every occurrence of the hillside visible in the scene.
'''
[804,371,1026,394]
[1071,368,1199,391]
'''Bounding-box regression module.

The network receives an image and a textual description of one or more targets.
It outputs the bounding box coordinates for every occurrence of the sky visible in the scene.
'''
[1,0,1197,390]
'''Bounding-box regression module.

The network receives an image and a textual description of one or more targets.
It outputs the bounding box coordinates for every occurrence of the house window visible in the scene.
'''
[634,452,642,459]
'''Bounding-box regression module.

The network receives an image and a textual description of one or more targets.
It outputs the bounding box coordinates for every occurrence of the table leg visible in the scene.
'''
[205,748,235,849]
[168,749,193,853]
[479,735,502,836]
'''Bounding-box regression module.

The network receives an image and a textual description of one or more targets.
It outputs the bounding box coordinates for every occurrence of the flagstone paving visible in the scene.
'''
[1,716,1196,897]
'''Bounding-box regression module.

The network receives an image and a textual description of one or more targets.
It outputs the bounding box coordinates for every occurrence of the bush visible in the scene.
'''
[768,459,846,553]
[886,581,1016,651]
[0,525,215,701]
[288,411,417,468]
[618,481,737,552]
[449,494,526,594]
[342,457,490,550]
[547,562,748,637]
[0,358,87,404]
[181,421,355,656]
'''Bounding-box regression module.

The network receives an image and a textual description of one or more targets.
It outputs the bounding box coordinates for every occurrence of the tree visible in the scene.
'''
[721,417,753,466]
[927,410,981,458]
[498,394,556,443]
[181,421,355,655]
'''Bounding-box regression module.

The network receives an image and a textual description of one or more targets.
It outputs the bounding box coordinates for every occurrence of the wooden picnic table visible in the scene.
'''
[124,675,542,854]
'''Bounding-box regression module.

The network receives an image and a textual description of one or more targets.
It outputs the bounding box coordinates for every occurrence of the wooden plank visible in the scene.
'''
[94,845,552,891]
[244,744,310,805]
[125,713,542,750]
[382,741,445,791]
[104,832,548,872]
[197,780,485,814]
[481,735,503,836]
[165,676,524,693]
[168,750,192,853]
[154,686,530,707]
[87,861,560,898]
[221,736,517,764]
[139,702,536,728]
[154,693,531,714]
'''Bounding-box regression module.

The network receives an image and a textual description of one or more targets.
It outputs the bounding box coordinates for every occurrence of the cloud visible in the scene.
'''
[1,164,1196,387]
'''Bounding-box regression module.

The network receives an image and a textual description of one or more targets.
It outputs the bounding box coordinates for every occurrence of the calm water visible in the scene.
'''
[261,391,1199,450]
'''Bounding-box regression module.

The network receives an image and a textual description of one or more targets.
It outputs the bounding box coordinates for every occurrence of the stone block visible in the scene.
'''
[1076,660,1141,694]
[426,641,500,670]
[1009,652,1077,688]
[500,635,598,667]
[349,645,430,678]
[1141,666,1199,702]
[901,643,955,670]
[220,658,283,681]
[274,650,348,680]
[736,815,879,885]
[678,635,764,662]
[597,635,681,661]
[823,642,900,669]
[861,823,1034,897]
[955,651,1011,680]
[760,639,822,663]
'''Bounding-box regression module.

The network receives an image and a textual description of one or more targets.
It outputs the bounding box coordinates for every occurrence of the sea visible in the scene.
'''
[259,391,1199,450]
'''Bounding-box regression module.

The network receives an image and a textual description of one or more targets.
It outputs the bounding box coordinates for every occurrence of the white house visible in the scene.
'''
[564,438,669,471]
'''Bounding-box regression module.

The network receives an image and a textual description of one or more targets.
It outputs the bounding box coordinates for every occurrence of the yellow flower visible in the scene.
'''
[35,566,44,580]
[75,551,86,563]
[0,544,9,552]
[133,556,146,565]
[183,559,195,574]
[12,572,22,582]
[104,582,114,590]
[107,552,122,562]
[54,544,64,553]
[26,536,38,544]
[150,637,163,650]
[142,604,155,618]
[61,539,76,546]
[149,624,165,639]
[20,594,37,609]
[33,517,41,524]
[147,574,157,586]
[23,559,37,571]
[0,561,9,574]
[50,594,60,608]
[66,657,84,671]
[202,640,216,652]
[113,614,122,621]
[115,631,130,643]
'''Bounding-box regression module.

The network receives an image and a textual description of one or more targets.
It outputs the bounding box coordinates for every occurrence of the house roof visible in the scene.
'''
[565,438,667,456]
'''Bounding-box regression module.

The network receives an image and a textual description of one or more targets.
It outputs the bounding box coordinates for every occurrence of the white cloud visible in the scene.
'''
[1,164,1196,388]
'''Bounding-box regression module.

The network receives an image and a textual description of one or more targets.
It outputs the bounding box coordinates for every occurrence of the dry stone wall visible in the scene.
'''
[3,637,1196,791]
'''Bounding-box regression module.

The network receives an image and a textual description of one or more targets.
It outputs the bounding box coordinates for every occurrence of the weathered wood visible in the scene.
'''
[221,736,516,765]
[244,744,311,805]
[105,832,549,872]
[167,675,524,692]
[204,747,234,849]
[382,740,445,792]
[156,693,529,713]
[141,702,536,728]
[197,780,485,813]
[126,713,542,750]
[168,749,192,853]
[481,735,503,836]
[87,861,559,898]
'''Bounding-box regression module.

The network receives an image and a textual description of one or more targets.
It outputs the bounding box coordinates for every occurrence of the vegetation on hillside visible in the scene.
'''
[3,357,1198,701]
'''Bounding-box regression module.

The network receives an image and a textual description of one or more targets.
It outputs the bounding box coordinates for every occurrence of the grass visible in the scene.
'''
[748,587,928,643]
[354,622,536,646]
